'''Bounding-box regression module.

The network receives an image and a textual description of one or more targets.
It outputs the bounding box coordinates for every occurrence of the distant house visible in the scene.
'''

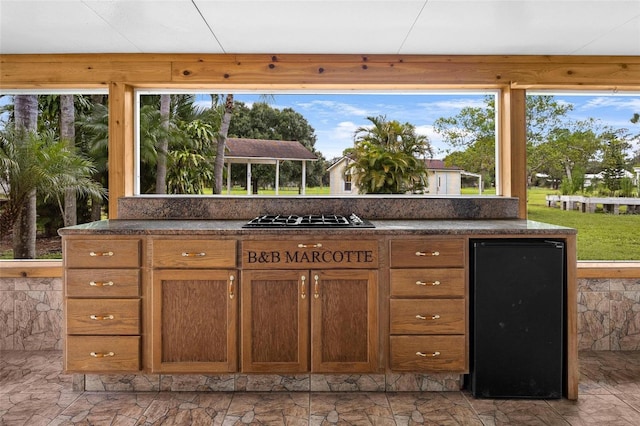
[327,157,463,195]
[423,159,463,195]
[584,170,635,187]
[327,157,357,195]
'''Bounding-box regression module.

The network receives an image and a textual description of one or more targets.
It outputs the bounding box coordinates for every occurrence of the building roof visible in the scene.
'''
[424,159,462,171]
[225,138,317,161]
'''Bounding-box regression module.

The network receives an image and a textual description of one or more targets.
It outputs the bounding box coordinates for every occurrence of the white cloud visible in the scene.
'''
[581,96,640,111]
[316,121,360,160]
[295,100,369,117]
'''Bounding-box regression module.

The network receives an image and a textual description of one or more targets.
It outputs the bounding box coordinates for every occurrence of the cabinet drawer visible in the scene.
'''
[66,269,139,298]
[152,239,236,268]
[390,239,464,268]
[390,269,464,297]
[65,239,140,268]
[390,299,465,334]
[65,335,140,372]
[66,299,140,335]
[390,335,466,372]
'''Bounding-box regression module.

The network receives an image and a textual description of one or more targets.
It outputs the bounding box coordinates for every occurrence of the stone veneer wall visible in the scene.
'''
[0,277,63,350]
[1,274,639,352]
[578,277,640,350]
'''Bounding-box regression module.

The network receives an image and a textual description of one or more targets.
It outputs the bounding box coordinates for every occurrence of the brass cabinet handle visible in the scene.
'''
[301,275,306,299]
[415,314,440,320]
[416,280,441,286]
[89,251,113,257]
[182,252,206,257]
[415,251,440,257]
[90,351,115,358]
[313,274,320,299]
[89,314,114,321]
[89,281,114,287]
[298,243,323,248]
[229,275,235,299]
[416,351,441,357]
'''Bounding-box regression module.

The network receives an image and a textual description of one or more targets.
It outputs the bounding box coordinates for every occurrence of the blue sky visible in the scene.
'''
[202,92,640,161]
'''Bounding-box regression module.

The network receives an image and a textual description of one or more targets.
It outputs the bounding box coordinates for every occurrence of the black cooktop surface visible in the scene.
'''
[242,213,374,228]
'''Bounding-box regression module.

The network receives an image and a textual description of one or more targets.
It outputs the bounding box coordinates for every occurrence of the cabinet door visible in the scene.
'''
[151,269,237,373]
[311,269,378,373]
[241,270,309,373]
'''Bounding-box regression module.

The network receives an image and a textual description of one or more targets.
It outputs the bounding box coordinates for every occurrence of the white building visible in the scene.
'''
[327,157,463,195]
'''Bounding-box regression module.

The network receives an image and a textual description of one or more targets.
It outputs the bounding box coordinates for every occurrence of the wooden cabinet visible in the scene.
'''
[241,270,309,373]
[150,239,237,373]
[63,237,141,373]
[311,269,378,373]
[389,238,468,373]
[241,239,378,373]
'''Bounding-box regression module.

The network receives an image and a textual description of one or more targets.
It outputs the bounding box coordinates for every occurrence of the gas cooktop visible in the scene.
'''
[242,213,374,228]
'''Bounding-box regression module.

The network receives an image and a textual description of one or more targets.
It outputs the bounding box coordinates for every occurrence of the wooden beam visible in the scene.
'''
[0,260,62,278]
[108,82,135,218]
[497,87,527,218]
[2,54,640,88]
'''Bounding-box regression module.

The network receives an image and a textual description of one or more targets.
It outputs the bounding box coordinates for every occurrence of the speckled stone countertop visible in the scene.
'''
[59,196,574,236]
[58,219,576,236]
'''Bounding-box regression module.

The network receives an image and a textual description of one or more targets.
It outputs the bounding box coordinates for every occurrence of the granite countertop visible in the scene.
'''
[58,219,576,236]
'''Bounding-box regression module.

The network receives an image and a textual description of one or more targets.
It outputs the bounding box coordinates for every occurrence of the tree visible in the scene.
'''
[228,101,325,190]
[60,94,77,226]
[345,115,432,194]
[213,94,234,194]
[600,128,632,193]
[11,95,38,258]
[155,94,171,194]
[77,97,109,221]
[434,95,583,189]
[536,119,601,190]
[0,127,105,256]
[433,96,496,186]
[137,94,220,194]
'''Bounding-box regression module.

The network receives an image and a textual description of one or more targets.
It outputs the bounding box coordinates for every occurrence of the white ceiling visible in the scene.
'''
[1,0,639,56]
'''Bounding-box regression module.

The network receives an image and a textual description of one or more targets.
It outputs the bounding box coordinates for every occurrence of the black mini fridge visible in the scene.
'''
[470,239,565,399]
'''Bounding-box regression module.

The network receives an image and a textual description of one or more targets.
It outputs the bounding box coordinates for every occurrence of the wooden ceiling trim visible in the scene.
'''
[2,54,640,88]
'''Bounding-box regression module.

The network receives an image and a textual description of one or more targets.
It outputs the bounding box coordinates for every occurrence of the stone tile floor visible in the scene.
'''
[1,350,639,425]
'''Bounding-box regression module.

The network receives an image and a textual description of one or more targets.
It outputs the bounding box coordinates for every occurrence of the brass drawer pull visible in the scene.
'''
[182,252,206,257]
[89,281,114,287]
[298,243,323,248]
[416,351,441,357]
[416,280,441,286]
[90,351,115,358]
[90,314,114,321]
[416,314,440,320]
[314,274,320,299]
[89,251,114,257]
[301,275,306,299]
[229,275,235,299]
[415,251,439,257]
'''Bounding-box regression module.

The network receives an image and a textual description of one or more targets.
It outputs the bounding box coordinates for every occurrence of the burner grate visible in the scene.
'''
[242,214,374,228]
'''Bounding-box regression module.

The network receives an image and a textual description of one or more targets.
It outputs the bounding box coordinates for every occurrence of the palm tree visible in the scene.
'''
[60,94,77,225]
[11,95,38,258]
[213,94,234,194]
[155,94,171,194]
[346,115,433,194]
[0,127,105,256]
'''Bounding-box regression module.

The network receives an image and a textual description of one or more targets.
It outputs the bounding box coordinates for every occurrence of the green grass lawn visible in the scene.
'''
[526,187,640,261]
